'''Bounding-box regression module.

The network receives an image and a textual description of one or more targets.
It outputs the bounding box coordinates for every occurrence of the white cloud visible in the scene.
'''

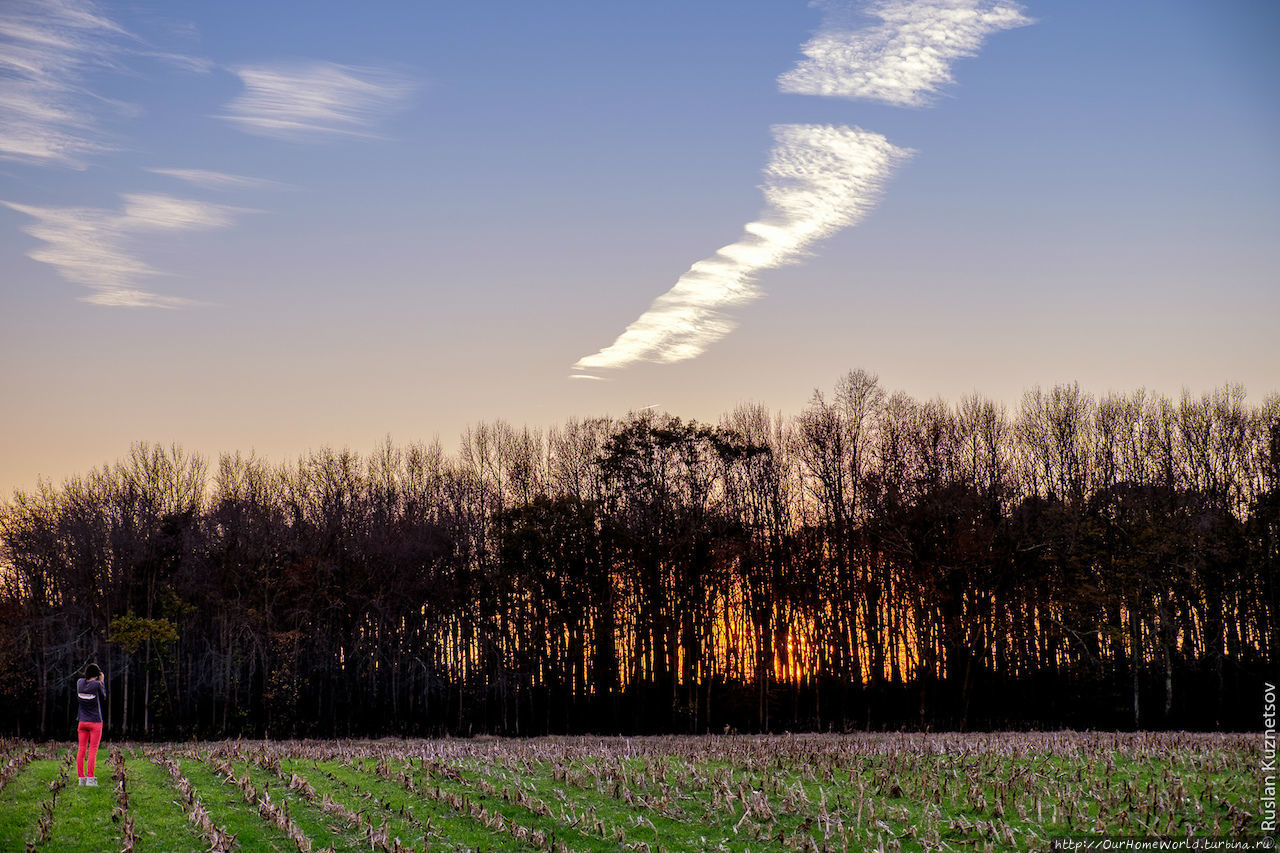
[574,125,909,371]
[220,62,415,141]
[778,0,1030,107]
[137,50,215,74]
[119,193,244,230]
[147,168,283,190]
[0,0,127,167]
[3,194,245,307]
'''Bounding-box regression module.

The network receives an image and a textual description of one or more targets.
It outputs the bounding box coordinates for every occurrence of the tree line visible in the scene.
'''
[1,371,1276,739]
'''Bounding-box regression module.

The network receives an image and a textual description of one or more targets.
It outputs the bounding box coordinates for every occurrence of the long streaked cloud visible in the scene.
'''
[778,0,1030,106]
[574,125,909,372]
[137,50,215,75]
[0,0,127,167]
[147,167,284,191]
[3,194,246,307]
[220,62,415,141]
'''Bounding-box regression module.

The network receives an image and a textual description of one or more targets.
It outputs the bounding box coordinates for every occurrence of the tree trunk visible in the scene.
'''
[122,656,130,737]
[144,636,151,737]
[1130,606,1141,729]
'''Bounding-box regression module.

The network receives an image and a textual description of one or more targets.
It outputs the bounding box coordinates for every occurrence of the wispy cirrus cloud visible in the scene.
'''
[574,125,909,372]
[118,193,243,230]
[136,50,215,75]
[3,194,246,307]
[147,167,285,191]
[220,62,415,141]
[778,0,1030,107]
[0,0,127,167]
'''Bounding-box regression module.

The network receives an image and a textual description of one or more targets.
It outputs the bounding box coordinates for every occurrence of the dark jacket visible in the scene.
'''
[76,677,105,724]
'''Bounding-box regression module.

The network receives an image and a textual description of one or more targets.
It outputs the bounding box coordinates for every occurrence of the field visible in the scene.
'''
[0,732,1260,852]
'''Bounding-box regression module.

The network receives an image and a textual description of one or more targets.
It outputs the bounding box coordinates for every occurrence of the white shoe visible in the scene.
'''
[86,778,98,787]
[78,778,85,786]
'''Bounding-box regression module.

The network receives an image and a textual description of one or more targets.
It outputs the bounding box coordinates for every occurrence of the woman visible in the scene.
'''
[75,663,106,786]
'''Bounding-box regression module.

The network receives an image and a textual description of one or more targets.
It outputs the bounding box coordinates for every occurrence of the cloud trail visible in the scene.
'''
[574,0,1028,373]
[220,62,415,141]
[778,0,1030,106]
[147,167,283,191]
[574,124,909,372]
[0,0,127,167]
[3,194,245,307]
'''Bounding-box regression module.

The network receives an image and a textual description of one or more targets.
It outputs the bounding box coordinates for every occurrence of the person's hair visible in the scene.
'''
[84,663,101,679]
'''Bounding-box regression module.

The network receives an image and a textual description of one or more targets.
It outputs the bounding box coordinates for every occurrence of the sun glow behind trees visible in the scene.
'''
[0,371,1276,738]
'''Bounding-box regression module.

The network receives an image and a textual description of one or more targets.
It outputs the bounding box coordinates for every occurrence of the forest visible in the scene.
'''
[1,371,1275,739]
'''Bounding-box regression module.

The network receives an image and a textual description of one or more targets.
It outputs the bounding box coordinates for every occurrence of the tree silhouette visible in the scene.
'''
[1,377,1275,738]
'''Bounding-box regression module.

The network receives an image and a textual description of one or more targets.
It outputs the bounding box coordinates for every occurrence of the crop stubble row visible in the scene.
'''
[0,732,1259,852]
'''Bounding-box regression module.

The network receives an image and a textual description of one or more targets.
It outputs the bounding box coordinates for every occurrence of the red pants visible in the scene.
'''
[76,722,102,778]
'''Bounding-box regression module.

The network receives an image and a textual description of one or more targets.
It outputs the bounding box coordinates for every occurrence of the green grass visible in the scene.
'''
[125,756,216,853]
[451,754,755,852]
[175,755,296,852]
[0,756,63,850]
[287,755,522,851]
[41,752,117,853]
[228,758,365,853]
[0,733,1261,852]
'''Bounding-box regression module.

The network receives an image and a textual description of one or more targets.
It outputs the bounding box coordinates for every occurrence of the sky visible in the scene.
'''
[2,0,1278,496]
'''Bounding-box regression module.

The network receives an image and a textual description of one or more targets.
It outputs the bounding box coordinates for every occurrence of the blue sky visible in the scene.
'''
[2,0,1277,494]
